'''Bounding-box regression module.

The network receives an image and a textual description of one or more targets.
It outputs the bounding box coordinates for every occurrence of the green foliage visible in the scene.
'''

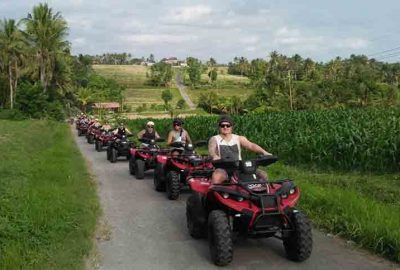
[161,89,173,105]
[128,108,400,172]
[0,120,99,269]
[176,98,186,109]
[148,62,173,86]
[208,68,218,83]
[186,57,202,87]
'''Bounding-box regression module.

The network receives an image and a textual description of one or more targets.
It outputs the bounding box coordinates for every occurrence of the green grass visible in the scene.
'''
[93,64,149,88]
[186,71,254,103]
[124,87,182,110]
[268,163,400,262]
[0,120,99,270]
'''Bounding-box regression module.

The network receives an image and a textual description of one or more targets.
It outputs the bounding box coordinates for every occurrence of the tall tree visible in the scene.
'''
[186,57,202,87]
[24,3,69,93]
[0,19,26,109]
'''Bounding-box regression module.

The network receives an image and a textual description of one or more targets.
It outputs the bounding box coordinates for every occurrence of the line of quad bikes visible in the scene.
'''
[75,117,313,266]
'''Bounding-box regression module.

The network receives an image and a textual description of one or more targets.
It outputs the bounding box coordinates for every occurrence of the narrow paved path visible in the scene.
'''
[175,72,196,110]
[72,128,398,270]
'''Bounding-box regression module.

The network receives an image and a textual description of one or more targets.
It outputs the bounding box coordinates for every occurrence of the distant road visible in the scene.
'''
[175,71,196,110]
[72,127,399,270]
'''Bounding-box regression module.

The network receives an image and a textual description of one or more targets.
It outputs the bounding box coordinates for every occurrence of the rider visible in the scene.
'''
[137,121,161,140]
[208,115,272,184]
[113,123,132,137]
[167,118,192,156]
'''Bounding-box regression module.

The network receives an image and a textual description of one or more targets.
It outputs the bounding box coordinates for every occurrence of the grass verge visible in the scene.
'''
[268,163,400,262]
[0,120,99,270]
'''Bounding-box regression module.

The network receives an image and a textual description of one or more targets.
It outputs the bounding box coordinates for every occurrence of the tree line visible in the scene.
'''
[227,52,400,112]
[0,3,124,119]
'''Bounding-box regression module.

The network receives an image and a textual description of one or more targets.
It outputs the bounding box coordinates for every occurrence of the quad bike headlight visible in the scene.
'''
[237,197,244,202]
[289,188,295,195]
[222,193,229,199]
[281,193,288,199]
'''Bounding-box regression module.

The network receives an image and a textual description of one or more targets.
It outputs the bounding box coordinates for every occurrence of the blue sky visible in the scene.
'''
[1,0,399,63]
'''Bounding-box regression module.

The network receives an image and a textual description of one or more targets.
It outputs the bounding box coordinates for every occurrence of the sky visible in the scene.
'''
[1,0,399,63]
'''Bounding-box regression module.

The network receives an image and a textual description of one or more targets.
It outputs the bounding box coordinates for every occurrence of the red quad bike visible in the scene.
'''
[154,141,212,200]
[129,138,167,180]
[77,121,89,136]
[95,129,116,152]
[107,134,135,163]
[86,124,102,144]
[186,155,312,266]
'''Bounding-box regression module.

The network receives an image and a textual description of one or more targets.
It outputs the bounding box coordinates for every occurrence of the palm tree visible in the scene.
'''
[23,3,69,93]
[76,87,93,112]
[0,19,26,109]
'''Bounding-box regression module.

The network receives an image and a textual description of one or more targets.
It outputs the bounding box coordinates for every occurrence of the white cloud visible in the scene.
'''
[335,38,368,49]
[164,5,212,23]
[122,34,198,45]
[240,36,260,45]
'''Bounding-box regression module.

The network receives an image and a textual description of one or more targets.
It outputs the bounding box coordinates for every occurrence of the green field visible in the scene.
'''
[93,64,183,112]
[93,64,149,88]
[0,120,99,270]
[187,69,254,103]
[93,64,254,112]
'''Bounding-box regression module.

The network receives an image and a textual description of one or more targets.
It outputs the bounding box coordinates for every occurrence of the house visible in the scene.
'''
[92,102,120,112]
[161,57,179,65]
[140,61,155,66]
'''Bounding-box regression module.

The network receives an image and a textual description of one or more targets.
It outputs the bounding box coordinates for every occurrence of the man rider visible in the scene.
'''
[208,115,272,184]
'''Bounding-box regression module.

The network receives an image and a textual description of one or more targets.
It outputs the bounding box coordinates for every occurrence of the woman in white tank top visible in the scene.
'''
[208,115,272,184]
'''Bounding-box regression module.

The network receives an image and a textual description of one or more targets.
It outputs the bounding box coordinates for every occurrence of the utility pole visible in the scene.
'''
[288,70,293,110]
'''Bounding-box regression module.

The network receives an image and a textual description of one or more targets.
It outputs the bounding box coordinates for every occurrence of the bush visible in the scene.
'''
[0,109,26,120]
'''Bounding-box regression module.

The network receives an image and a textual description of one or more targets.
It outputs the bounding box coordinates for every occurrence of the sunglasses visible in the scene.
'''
[147,125,154,128]
[219,124,232,128]
[173,123,182,126]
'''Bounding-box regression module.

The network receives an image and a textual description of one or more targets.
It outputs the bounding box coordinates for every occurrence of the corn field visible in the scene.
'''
[128,108,400,172]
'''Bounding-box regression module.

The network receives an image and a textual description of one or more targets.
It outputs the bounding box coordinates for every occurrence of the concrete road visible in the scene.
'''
[72,130,398,270]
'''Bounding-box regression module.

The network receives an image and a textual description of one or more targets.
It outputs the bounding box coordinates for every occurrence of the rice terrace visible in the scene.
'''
[0,1,399,270]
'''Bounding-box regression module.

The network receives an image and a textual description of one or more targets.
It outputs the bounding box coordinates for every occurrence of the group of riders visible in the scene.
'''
[76,113,272,184]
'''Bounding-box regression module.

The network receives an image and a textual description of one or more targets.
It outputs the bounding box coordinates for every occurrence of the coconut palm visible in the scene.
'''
[0,19,26,109]
[23,3,69,93]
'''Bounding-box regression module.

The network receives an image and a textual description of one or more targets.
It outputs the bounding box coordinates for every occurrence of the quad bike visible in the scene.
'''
[154,141,212,200]
[186,155,312,266]
[128,138,167,180]
[95,129,116,152]
[77,121,89,136]
[86,125,102,144]
[106,134,135,163]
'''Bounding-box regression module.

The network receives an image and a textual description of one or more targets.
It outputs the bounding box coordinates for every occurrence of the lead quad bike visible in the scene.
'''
[186,155,312,266]
[129,138,167,180]
[107,134,135,163]
[154,141,212,200]
[95,129,116,152]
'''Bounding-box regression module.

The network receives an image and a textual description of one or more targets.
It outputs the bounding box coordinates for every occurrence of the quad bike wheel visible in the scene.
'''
[110,147,118,163]
[166,171,180,200]
[208,210,233,266]
[95,140,102,152]
[153,162,166,191]
[186,193,207,238]
[135,159,145,179]
[283,211,313,262]
[88,134,94,144]
[106,146,111,161]
[129,156,136,175]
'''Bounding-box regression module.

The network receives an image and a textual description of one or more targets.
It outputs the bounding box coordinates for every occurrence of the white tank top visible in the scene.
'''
[214,134,242,161]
